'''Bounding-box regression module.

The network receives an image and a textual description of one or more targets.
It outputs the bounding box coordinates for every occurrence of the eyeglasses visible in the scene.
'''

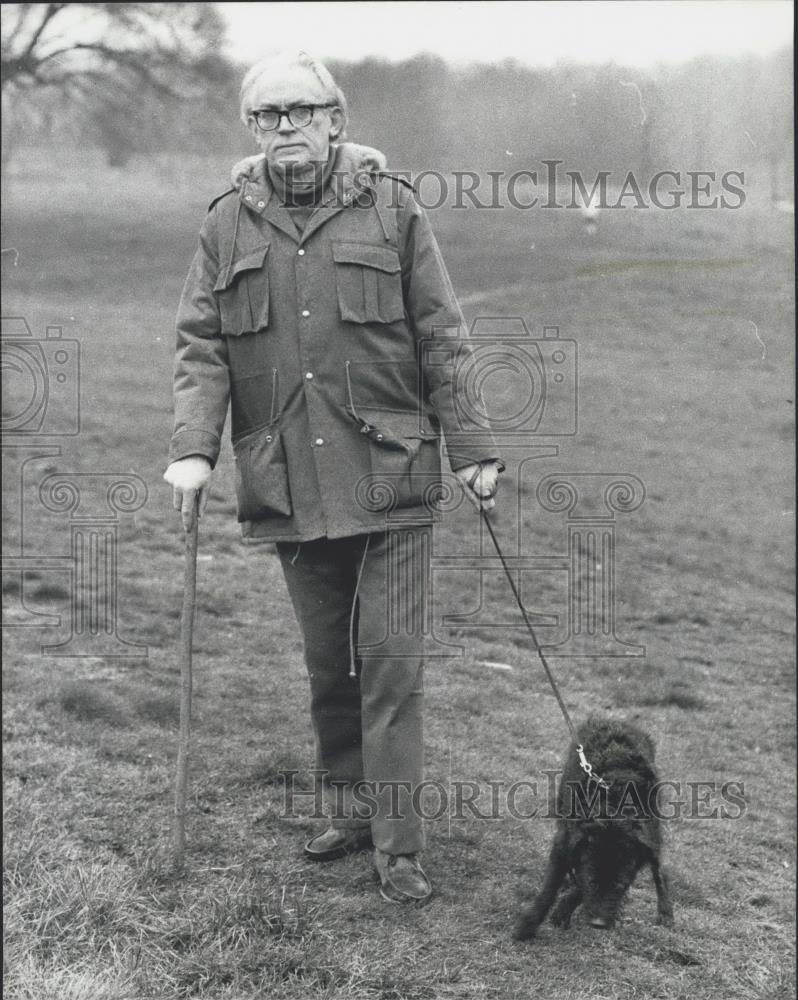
[250,104,336,132]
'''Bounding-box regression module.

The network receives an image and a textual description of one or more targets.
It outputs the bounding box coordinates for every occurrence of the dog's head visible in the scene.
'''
[578,824,652,927]
[564,719,663,927]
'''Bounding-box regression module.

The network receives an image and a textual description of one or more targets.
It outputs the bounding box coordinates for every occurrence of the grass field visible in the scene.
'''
[2,149,795,1000]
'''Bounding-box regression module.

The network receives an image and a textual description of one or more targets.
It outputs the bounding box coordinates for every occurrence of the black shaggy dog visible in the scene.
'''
[515,716,674,941]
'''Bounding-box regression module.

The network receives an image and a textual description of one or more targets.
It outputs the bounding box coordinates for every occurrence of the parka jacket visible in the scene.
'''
[169,146,501,542]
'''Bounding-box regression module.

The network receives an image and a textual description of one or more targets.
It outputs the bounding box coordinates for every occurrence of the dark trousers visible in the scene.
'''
[277,527,428,855]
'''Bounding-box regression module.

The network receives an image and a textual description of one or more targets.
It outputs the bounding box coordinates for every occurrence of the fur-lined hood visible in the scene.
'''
[229,142,388,203]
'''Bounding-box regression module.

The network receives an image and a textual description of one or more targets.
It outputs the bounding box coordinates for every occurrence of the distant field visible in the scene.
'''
[2,149,795,1000]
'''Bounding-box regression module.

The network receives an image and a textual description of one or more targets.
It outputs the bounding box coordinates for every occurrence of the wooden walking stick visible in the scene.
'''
[173,497,199,869]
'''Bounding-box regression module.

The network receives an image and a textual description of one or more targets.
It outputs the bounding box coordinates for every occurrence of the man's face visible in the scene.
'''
[246,63,343,171]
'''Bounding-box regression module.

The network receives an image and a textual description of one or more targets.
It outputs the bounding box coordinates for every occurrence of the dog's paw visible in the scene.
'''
[514,917,540,942]
[550,908,572,930]
[656,912,675,928]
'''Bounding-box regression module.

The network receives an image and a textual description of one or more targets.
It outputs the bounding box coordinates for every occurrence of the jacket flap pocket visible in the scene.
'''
[350,405,439,442]
[214,244,270,292]
[332,242,401,274]
[232,421,292,521]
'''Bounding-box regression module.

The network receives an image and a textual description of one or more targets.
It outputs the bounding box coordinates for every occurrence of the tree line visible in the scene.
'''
[2,4,791,196]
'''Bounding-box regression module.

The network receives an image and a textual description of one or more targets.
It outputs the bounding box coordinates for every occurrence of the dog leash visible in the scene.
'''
[479,506,610,790]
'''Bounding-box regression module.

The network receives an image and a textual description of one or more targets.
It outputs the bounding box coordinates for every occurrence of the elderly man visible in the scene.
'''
[164,51,502,904]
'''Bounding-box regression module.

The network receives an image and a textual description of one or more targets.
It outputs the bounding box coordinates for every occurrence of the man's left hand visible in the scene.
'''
[455,461,502,511]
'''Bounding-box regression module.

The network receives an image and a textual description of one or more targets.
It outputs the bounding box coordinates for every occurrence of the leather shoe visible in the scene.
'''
[303,825,372,862]
[374,848,432,904]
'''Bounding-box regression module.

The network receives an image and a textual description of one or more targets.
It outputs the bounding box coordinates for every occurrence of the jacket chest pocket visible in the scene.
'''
[332,242,405,324]
[214,245,270,336]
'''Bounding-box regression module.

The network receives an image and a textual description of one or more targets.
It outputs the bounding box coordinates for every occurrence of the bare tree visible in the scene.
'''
[1,2,226,166]
[2,3,225,93]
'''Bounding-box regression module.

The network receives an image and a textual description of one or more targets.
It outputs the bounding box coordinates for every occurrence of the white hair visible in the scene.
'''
[239,50,348,137]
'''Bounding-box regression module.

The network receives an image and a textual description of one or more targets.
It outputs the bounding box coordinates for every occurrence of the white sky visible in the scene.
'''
[220,0,793,67]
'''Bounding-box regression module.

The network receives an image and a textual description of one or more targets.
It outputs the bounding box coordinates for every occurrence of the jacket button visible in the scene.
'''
[301,309,310,317]
[305,372,314,380]
[315,437,324,446]
[297,248,305,256]
[257,200,265,208]
[376,434,384,441]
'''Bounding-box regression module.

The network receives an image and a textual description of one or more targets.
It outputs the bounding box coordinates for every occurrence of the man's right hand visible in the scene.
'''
[163,456,212,532]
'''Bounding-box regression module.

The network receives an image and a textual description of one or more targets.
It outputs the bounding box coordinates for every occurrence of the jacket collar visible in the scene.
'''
[238,145,373,244]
